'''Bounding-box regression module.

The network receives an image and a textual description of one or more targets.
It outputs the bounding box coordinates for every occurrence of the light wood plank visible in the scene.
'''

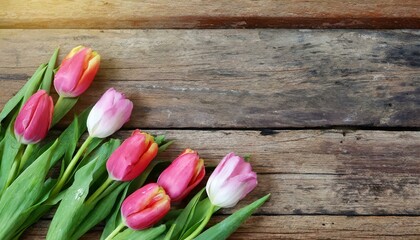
[1,29,419,128]
[23,216,420,239]
[1,1,419,29]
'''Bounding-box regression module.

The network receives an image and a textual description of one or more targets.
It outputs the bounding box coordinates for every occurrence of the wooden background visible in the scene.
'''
[1,1,420,239]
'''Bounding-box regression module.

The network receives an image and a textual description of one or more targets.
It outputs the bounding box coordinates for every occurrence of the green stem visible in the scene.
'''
[183,204,216,240]
[18,143,34,173]
[85,177,114,205]
[51,95,65,127]
[4,144,24,189]
[51,135,93,196]
[105,222,126,240]
[55,95,64,110]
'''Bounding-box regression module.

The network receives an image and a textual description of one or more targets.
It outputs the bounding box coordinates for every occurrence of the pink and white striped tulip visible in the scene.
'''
[106,130,158,181]
[206,152,257,208]
[14,90,54,144]
[54,46,100,97]
[121,183,171,230]
[157,149,205,202]
[87,88,133,138]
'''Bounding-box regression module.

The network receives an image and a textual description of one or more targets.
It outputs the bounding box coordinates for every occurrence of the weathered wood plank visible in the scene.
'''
[1,29,419,128]
[41,130,420,215]
[23,216,420,239]
[146,130,420,175]
[1,1,419,29]
[152,130,420,215]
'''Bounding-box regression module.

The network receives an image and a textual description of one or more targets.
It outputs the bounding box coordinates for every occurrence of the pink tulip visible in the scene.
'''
[87,88,133,138]
[121,183,171,230]
[157,149,205,202]
[14,90,54,144]
[206,153,257,208]
[54,46,100,97]
[107,130,158,181]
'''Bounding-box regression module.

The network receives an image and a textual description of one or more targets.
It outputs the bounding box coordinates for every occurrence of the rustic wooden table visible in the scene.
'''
[1,1,420,239]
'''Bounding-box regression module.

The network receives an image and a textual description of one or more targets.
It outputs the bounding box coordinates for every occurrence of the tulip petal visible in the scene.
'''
[124,195,170,230]
[54,48,88,96]
[123,142,158,181]
[22,94,53,144]
[206,153,258,208]
[71,53,100,97]
[87,88,133,138]
[14,90,53,144]
[173,165,205,202]
[158,152,197,200]
[121,184,170,230]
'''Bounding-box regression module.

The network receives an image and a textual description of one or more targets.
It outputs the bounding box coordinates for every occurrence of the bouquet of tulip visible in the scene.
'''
[0,46,270,240]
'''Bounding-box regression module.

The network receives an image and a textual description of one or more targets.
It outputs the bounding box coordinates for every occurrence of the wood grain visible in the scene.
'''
[1,29,419,128]
[1,1,419,29]
[23,216,420,239]
[116,129,420,215]
[39,129,420,216]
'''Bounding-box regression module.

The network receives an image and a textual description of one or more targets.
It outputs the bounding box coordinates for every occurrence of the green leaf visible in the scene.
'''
[179,198,219,240]
[100,186,130,240]
[41,48,59,93]
[0,63,46,124]
[158,140,175,153]
[113,225,166,240]
[194,194,271,240]
[71,182,129,239]
[59,107,91,168]
[46,140,119,239]
[0,126,21,192]
[51,97,79,127]
[11,179,59,239]
[0,109,91,238]
[22,65,47,109]
[164,188,206,240]
[0,140,58,240]
[154,135,166,145]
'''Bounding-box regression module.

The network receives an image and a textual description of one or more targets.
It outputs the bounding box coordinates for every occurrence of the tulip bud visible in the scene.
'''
[157,149,205,202]
[106,130,158,181]
[14,90,54,144]
[87,88,133,138]
[54,46,100,97]
[206,153,257,208]
[121,183,171,230]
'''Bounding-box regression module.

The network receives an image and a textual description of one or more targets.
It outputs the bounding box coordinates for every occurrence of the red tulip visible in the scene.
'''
[14,90,53,144]
[121,183,171,230]
[157,149,205,202]
[54,46,100,97]
[106,130,158,181]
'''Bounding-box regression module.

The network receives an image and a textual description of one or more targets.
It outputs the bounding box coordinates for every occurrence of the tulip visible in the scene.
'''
[14,90,54,144]
[206,152,257,208]
[87,88,133,138]
[107,130,158,181]
[121,183,171,230]
[157,149,205,202]
[54,46,100,97]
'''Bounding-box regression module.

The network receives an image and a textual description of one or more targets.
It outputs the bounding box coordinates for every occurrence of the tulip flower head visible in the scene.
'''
[107,130,158,181]
[54,46,100,97]
[14,90,54,144]
[121,183,171,230]
[157,149,205,202]
[206,152,257,208]
[87,88,133,138]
